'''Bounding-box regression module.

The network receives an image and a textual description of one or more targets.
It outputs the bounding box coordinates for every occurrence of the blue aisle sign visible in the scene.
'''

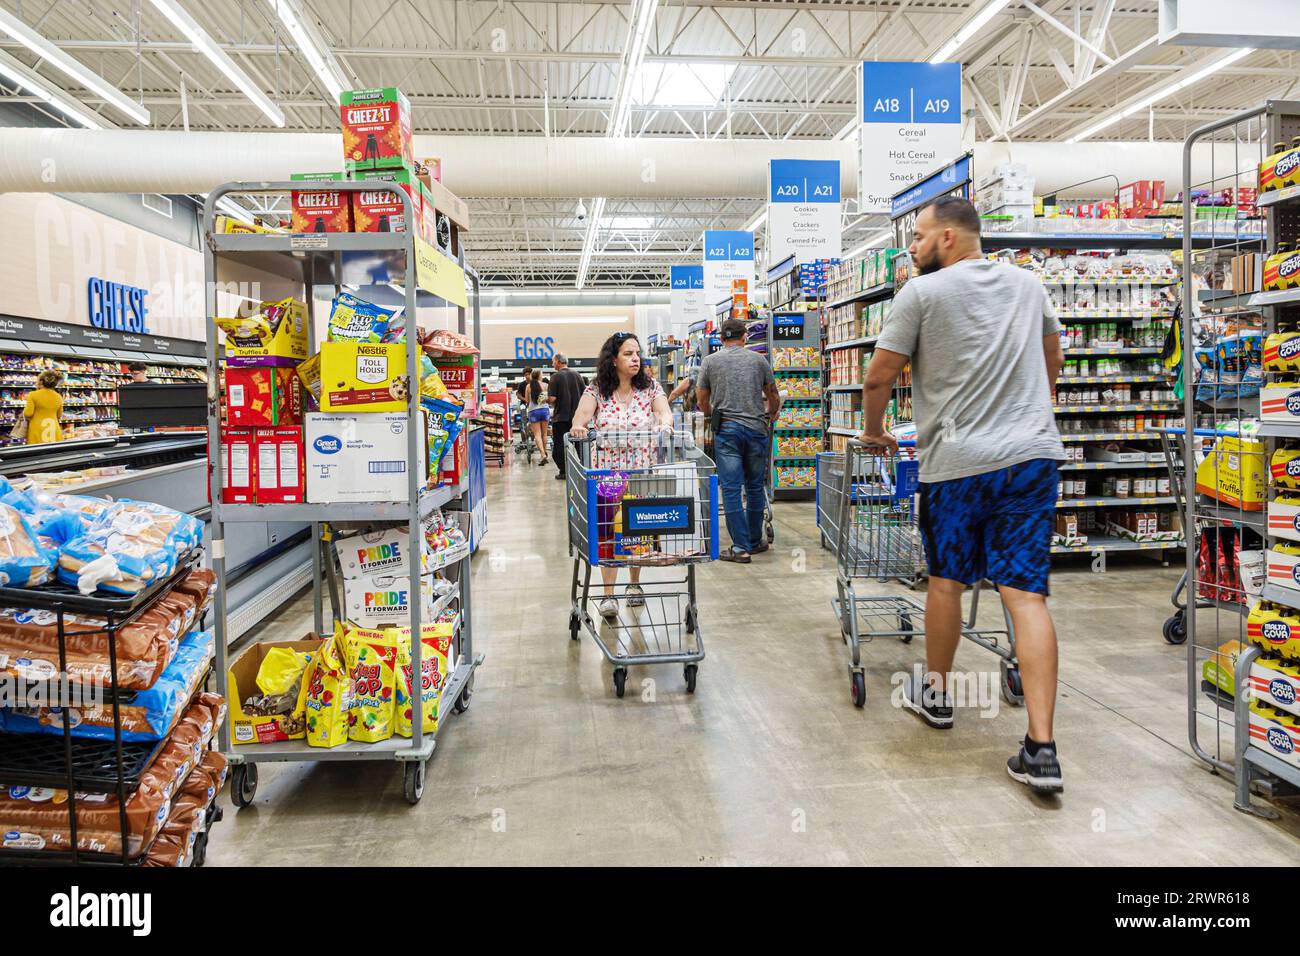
[768,159,842,264]
[856,61,964,215]
[702,230,755,306]
[703,231,754,261]
[891,154,973,218]
[861,62,962,125]
[669,264,706,330]
[769,159,841,204]
[670,265,704,290]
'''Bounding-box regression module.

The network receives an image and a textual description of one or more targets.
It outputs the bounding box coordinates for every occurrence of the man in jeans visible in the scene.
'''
[857,195,1067,794]
[547,352,584,480]
[696,318,780,563]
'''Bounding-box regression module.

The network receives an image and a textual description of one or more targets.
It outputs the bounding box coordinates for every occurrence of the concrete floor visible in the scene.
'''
[208,460,1300,866]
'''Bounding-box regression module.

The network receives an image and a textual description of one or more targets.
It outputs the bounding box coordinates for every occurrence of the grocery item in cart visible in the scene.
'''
[1194,434,1266,511]
[326,291,402,344]
[0,502,55,588]
[1247,700,1300,772]
[393,623,452,737]
[1263,333,1300,372]
[345,627,399,743]
[1249,656,1300,718]
[0,629,213,741]
[303,625,352,748]
[1246,602,1300,660]
[216,297,309,367]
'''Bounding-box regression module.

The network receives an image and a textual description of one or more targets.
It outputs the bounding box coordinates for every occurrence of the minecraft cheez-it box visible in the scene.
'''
[340,87,413,172]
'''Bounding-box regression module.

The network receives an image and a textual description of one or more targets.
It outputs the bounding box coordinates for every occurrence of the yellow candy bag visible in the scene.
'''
[346,626,399,743]
[303,624,351,748]
[392,624,453,737]
[255,646,311,696]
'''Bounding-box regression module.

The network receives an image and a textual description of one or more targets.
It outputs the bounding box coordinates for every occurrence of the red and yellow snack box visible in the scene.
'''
[225,367,304,426]
[350,166,420,233]
[1259,139,1300,195]
[221,427,256,503]
[253,426,305,504]
[226,637,321,744]
[1263,332,1300,372]
[290,172,351,233]
[1263,246,1300,293]
[217,297,309,368]
[340,87,412,172]
[345,627,399,743]
[319,341,410,413]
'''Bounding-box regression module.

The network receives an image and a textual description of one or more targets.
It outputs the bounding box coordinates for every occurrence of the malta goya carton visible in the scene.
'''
[1194,434,1266,511]
[1263,333,1300,373]
[1259,139,1300,195]
[1246,602,1300,661]
[1249,656,1300,718]
[1248,700,1300,772]
[1263,246,1300,293]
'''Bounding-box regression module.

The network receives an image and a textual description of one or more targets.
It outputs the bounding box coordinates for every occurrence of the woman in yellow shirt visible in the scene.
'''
[23,370,64,445]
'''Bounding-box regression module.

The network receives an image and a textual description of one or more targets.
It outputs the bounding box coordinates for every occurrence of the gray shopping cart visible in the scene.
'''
[565,429,719,697]
[817,438,1022,708]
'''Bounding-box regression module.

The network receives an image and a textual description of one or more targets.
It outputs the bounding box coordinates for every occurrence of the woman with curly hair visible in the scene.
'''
[569,331,674,620]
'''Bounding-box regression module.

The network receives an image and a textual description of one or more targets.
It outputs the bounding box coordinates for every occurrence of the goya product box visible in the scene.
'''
[340,87,412,172]
[1260,380,1300,423]
[318,341,410,412]
[290,172,351,232]
[1271,447,1300,489]
[217,297,309,367]
[351,166,420,233]
[1264,544,1300,597]
[305,412,426,503]
[1248,700,1300,771]
[1246,602,1300,659]
[1263,332,1300,372]
[1259,139,1300,195]
[1249,656,1300,718]
[225,367,303,426]
[254,426,305,504]
[221,427,256,503]
[1262,246,1300,293]
[226,637,322,744]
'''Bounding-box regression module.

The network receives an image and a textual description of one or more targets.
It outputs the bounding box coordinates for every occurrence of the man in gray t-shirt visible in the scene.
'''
[697,318,780,562]
[859,196,1066,794]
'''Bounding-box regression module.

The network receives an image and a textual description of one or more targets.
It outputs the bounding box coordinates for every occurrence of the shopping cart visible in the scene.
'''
[818,438,1020,708]
[513,404,538,463]
[565,429,718,697]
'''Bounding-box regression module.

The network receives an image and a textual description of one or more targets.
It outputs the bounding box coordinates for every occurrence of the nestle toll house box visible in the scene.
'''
[226,637,324,744]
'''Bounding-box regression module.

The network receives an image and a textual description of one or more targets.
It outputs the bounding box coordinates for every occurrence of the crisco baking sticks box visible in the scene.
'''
[1248,700,1300,772]
[319,341,410,412]
[1249,656,1300,718]
[1263,247,1300,293]
[1246,602,1300,659]
[290,172,351,232]
[1259,139,1300,195]
[350,166,421,233]
[340,87,412,172]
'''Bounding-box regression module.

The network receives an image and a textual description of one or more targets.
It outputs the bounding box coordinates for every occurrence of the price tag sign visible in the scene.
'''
[773,314,805,341]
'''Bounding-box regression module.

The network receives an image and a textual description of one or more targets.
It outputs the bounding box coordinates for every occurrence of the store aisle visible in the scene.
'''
[208,461,1300,865]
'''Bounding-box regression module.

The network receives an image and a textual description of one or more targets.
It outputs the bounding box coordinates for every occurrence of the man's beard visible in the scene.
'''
[914,252,939,275]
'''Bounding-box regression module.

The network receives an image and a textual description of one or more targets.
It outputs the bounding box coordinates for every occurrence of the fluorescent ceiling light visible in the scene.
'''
[576,196,608,290]
[845,228,894,259]
[930,0,1013,64]
[146,0,286,127]
[1067,47,1254,143]
[633,63,733,109]
[602,216,655,231]
[0,9,149,125]
[265,0,347,102]
[609,0,660,137]
[0,50,106,128]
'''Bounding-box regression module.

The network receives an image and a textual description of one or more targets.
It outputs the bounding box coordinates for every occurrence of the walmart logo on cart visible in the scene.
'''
[626,506,689,531]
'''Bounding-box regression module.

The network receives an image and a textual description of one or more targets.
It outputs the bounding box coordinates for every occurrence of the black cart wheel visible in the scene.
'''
[685,608,696,634]
[1163,611,1187,645]
[1000,661,1025,707]
[613,667,627,698]
[684,663,698,693]
[230,763,257,809]
[569,611,581,641]
[898,613,914,644]
[766,520,775,544]
[191,832,208,868]
[453,676,473,714]
[404,761,425,805]
[850,671,866,708]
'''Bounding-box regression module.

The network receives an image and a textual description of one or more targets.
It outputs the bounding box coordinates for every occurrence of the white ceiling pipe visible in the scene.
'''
[0,127,1263,200]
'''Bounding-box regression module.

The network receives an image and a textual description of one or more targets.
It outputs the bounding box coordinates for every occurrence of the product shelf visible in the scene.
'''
[1053,402,1181,414]
[1058,460,1167,471]
[824,336,878,353]
[1260,582,1300,608]
[214,480,466,523]
[1257,421,1300,439]
[1050,535,1185,554]
[1248,288,1300,308]
[826,383,863,393]
[825,282,893,310]
[1056,310,1174,320]
[1055,496,1176,509]
[1058,375,1167,385]
[1040,276,1179,287]
[1060,430,1163,442]
[1258,183,1300,208]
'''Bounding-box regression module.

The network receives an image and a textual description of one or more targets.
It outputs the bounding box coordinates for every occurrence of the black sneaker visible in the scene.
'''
[900,670,953,729]
[1007,740,1064,794]
[554,472,566,480]
[719,547,752,564]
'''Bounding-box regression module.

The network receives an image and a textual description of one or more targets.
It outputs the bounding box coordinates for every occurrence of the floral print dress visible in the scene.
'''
[584,381,664,471]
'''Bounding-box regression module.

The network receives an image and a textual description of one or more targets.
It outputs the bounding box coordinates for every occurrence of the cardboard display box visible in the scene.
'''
[340,87,413,172]
[227,637,323,744]
[350,166,420,233]
[290,172,351,232]
[220,298,309,368]
[1248,701,1300,771]
[225,367,303,426]
[254,426,306,504]
[318,341,411,413]
[1250,657,1300,718]
[305,412,427,502]
[221,427,256,503]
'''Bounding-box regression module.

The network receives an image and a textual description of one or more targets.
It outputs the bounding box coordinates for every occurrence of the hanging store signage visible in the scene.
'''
[0,313,204,356]
[768,160,841,265]
[702,230,754,310]
[857,62,963,215]
[891,153,973,220]
[414,236,469,308]
[669,265,706,332]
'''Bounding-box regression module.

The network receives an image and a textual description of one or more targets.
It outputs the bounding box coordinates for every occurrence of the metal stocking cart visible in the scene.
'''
[819,438,1019,708]
[203,181,483,807]
[565,429,718,697]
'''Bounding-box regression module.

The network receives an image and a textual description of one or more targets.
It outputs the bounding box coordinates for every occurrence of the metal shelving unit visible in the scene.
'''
[764,256,822,498]
[203,181,483,807]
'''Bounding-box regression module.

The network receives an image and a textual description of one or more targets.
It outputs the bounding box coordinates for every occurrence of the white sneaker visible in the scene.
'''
[626,584,645,607]
[598,597,619,621]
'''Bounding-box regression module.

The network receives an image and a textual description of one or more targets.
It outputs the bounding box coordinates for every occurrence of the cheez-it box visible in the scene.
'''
[253,427,306,504]
[225,367,303,426]
[222,428,256,503]
[340,87,413,173]
[350,166,420,233]
[290,172,351,232]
